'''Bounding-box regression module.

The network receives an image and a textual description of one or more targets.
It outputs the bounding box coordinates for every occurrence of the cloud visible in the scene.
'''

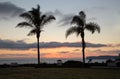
[58,14,74,26]
[0,54,30,57]
[58,51,69,54]
[46,9,74,26]
[0,53,51,58]
[0,39,107,50]
[40,42,107,48]
[110,44,120,47]
[73,49,80,51]
[40,53,51,57]
[0,39,36,50]
[48,7,106,26]
[92,49,120,54]
[45,9,63,16]
[46,9,98,26]
[0,2,25,20]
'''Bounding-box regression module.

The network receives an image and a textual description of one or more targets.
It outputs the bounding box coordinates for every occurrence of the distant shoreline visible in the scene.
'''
[0,58,108,65]
[86,55,119,59]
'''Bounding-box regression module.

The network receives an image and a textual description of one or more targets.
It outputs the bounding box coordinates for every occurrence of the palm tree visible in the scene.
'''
[16,5,55,65]
[66,11,100,65]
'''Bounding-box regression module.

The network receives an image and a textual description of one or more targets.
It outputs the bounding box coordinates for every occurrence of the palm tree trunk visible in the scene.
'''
[81,32,86,65]
[37,37,40,65]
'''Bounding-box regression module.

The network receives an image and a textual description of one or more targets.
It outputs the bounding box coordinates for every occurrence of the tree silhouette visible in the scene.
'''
[66,11,100,65]
[16,5,55,65]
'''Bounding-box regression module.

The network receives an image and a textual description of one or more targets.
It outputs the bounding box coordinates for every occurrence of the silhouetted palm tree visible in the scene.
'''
[16,5,55,65]
[66,11,100,64]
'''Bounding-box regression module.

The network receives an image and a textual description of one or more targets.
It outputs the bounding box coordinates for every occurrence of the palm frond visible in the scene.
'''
[27,28,37,36]
[29,8,38,19]
[16,5,55,38]
[85,22,100,34]
[71,15,84,26]
[76,27,82,36]
[16,22,33,28]
[37,5,40,11]
[39,15,46,25]
[20,12,32,22]
[41,15,55,27]
[27,5,41,28]
[66,27,81,38]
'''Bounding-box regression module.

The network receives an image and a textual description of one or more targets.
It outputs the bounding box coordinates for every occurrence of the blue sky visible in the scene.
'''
[0,0,120,59]
[0,0,120,44]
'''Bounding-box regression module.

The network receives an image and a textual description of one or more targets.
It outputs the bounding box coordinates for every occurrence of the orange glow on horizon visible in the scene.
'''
[0,46,119,59]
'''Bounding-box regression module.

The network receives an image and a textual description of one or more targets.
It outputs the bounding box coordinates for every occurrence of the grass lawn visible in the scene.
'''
[0,67,120,79]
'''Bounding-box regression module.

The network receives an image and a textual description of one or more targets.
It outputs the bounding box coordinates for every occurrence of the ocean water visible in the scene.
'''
[0,58,107,65]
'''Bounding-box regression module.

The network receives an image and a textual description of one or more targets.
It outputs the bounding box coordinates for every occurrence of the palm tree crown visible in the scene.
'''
[66,11,100,64]
[66,11,100,37]
[17,5,55,38]
[16,5,55,64]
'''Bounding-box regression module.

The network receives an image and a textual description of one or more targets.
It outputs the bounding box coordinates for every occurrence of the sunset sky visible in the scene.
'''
[0,0,120,60]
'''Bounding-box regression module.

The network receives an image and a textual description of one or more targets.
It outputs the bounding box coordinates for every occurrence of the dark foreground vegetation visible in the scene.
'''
[0,67,120,79]
[0,60,120,79]
[0,60,120,68]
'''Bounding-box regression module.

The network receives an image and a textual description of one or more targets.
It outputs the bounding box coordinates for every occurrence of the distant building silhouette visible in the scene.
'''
[57,60,62,66]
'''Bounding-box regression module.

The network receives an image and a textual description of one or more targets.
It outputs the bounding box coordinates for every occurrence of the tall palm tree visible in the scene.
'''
[16,5,55,65]
[66,11,100,64]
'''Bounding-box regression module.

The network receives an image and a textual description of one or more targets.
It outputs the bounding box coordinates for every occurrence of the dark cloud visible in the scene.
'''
[58,14,73,26]
[0,39,36,50]
[46,9,74,26]
[0,2,25,20]
[58,51,69,54]
[86,43,106,47]
[46,9,98,26]
[0,39,107,50]
[41,42,107,48]
[102,44,120,48]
